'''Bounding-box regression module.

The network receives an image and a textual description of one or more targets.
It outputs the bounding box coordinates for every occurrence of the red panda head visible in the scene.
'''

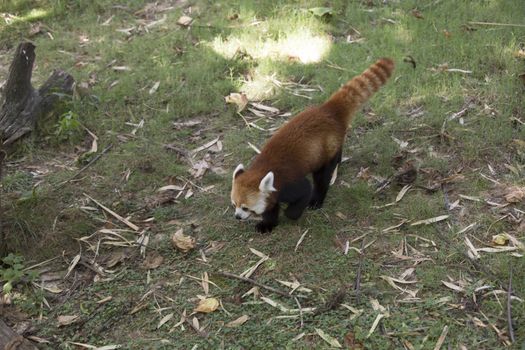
[230,164,276,220]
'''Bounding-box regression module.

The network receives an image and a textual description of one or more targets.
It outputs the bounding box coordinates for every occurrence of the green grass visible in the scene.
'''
[1,0,524,349]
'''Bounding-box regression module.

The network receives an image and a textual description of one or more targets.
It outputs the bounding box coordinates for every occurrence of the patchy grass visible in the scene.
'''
[1,0,524,349]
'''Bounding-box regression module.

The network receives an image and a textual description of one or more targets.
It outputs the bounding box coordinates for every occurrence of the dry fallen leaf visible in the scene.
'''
[142,252,164,269]
[171,229,196,252]
[157,312,174,329]
[177,15,193,26]
[411,9,424,19]
[441,280,465,293]
[149,81,160,95]
[194,297,219,313]
[225,92,248,112]
[491,233,509,246]
[503,186,525,203]
[226,315,249,328]
[57,315,79,327]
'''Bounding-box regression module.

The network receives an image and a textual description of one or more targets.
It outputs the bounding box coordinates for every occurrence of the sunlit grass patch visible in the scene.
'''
[210,27,331,64]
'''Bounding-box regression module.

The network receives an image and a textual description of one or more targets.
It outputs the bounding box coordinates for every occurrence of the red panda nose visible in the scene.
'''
[235,213,242,220]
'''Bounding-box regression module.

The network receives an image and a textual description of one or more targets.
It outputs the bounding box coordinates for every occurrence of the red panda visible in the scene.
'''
[231,58,395,233]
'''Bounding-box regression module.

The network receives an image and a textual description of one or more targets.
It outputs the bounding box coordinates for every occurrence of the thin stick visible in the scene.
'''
[217,270,290,298]
[507,265,515,343]
[354,239,366,304]
[468,21,525,28]
[84,193,140,231]
[55,144,113,190]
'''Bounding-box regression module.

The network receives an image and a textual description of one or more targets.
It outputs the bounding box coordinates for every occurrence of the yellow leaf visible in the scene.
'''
[225,92,248,112]
[171,229,195,252]
[491,234,509,246]
[194,298,219,313]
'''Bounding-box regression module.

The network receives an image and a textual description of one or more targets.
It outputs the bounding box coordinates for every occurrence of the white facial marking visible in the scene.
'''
[251,193,268,215]
[235,207,250,220]
[259,171,276,193]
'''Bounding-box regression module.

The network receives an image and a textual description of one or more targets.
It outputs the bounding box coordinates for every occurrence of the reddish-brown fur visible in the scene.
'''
[232,58,395,222]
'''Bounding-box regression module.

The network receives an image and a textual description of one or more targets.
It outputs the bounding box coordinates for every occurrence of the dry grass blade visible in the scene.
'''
[295,229,308,252]
[217,270,290,298]
[507,265,515,343]
[157,313,174,329]
[433,325,448,350]
[315,328,342,348]
[240,248,269,278]
[441,281,465,293]
[410,215,449,226]
[64,253,81,279]
[84,194,139,231]
[366,313,385,338]
[396,185,411,202]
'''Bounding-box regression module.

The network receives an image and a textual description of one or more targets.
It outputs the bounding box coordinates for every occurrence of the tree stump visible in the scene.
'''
[0,319,38,350]
[0,42,74,145]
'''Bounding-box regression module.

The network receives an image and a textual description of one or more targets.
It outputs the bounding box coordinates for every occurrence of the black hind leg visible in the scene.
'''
[279,177,312,220]
[284,180,312,220]
[309,150,342,209]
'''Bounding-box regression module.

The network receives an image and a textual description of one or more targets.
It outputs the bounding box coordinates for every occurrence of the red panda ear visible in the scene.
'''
[259,171,276,192]
[233,164,245,179]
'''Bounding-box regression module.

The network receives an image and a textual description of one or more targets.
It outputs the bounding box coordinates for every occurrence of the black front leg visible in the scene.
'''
[255,203,280,233]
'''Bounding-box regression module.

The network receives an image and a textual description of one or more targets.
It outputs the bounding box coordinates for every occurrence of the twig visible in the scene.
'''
[313,286,347,317]
[217,270,291,298]
[354,239,366,304]
[468,21,525,28]
[55,144,112,190]
[84,193,140,231]
[507,265,515,343]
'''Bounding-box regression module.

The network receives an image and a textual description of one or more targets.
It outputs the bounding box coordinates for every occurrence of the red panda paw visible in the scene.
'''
[255,221,275,234]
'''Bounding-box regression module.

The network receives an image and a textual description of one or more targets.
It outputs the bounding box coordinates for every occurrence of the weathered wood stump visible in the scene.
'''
[0,42,74,145]
[0,318,38,350]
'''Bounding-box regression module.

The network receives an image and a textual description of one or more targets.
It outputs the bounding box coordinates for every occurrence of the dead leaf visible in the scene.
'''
[411,9,424,19]
[492,234,509,246]
[503,186,525,203]
[142,253,164,269]
[157,313,174,329]
[57,315,79,327]
[396,185,411,202]
[225,92,248,112]
[344,331,364,349]
[158,185,185,192]
[513,48,525,59]
[65,253,81,279]
[356,167,370,180]
[177,15,193,26]
[171,229,196,252]
[226,315,249,327]
[149,81,160,95]
[194,297,219,313]
[441,280,465,293]
[315,328,342,348]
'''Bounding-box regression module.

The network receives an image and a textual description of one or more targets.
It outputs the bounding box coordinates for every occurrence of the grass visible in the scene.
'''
[1,0,524,349]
